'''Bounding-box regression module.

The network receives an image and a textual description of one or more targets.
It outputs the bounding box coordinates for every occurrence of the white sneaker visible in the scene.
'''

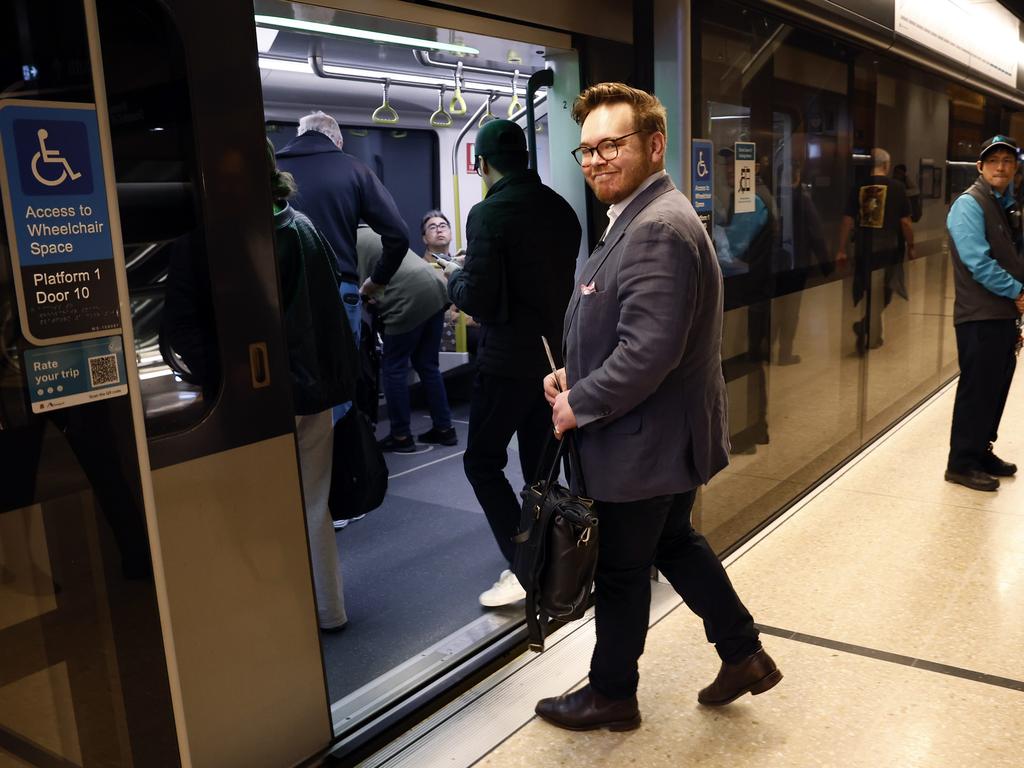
[333,519,349,531]
[479,569,526,607]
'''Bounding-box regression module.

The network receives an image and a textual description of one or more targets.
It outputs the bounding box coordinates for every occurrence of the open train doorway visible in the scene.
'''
[252,0,586,732]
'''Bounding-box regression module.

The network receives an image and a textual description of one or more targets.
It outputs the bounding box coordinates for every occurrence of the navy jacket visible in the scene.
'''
[276,131,408,285]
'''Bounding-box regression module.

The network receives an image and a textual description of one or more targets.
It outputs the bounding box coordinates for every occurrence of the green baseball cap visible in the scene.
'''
[979,135,1019,161]
[474,119,527,163]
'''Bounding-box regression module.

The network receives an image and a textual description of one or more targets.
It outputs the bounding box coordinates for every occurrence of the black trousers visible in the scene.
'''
[589,491,760,699]
[464,371,553,566]
[948,319,1018,472]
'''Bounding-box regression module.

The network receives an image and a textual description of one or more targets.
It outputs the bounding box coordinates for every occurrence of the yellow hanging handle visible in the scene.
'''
[449,61,467,116]
[372,79,399,124]
[430,86,453,128]
[478,92,497,128]
[507,69,522,118]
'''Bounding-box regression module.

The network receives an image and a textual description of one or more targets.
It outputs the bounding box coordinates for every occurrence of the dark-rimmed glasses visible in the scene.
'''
[571,130,644,166]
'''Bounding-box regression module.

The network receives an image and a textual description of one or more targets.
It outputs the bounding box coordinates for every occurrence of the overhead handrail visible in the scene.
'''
[449,61,467,115]
[414,50,534,80]
[430,86,454,128]
[478,91,497,128]
[304,51,533,99]
[507,70,522,118]
[372,79,399,124]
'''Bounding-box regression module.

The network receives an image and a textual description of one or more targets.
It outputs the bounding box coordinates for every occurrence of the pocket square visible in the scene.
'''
[580,281,597,295]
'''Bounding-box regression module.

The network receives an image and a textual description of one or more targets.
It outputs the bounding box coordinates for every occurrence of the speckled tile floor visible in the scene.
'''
[472,373,1024,768]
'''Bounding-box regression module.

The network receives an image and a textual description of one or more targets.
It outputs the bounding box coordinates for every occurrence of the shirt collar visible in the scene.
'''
[606,170,667,231]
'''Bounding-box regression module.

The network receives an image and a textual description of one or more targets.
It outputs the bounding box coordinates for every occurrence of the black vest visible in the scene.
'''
[949,177,1024,325]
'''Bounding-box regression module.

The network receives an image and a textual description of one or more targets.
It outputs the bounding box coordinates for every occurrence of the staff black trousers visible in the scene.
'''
[464,371,553,566]
[948,318,1018,473]
[589,491,761,700]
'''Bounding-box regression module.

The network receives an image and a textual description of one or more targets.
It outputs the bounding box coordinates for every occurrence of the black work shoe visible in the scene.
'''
[535,684,641,732]
[981,447,1017,477]
[944,469,999,492]
[378,434,415,453]
[698,648,782,706]
[417,426,457,446]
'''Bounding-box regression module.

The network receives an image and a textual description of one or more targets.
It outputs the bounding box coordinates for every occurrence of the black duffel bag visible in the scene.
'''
[512,432,598,652]
[328,406,388,521]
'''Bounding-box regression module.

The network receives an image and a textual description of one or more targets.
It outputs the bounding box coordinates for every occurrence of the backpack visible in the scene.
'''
[328,407,388,521]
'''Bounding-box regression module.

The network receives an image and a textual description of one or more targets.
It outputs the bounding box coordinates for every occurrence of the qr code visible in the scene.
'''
[88,353,120,387]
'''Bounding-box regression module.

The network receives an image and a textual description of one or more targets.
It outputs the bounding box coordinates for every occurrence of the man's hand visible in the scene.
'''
[442,259,462,278]
[551,389,577,439]
[543,367,567,405]
[836,249,848,268]
[906,245,917,260]
[360,277,384,298]
[1015,291,1024,314]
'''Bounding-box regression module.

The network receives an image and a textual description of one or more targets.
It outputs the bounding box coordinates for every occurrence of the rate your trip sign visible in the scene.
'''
[0,100,121,345]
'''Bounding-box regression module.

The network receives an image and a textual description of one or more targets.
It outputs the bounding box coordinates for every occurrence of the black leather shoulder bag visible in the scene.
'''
[512,432,598,652]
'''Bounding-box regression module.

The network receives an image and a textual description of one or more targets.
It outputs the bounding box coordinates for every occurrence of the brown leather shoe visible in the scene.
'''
[535,684,641,731]
[698,648,782,706]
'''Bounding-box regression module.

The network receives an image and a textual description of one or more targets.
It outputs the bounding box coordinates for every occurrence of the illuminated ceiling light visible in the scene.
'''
[254,15,480,56]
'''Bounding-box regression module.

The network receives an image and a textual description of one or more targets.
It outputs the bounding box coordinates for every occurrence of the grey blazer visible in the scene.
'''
[564,174,729,502]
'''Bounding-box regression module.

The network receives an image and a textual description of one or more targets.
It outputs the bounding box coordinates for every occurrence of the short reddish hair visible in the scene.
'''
[571,82,668,139]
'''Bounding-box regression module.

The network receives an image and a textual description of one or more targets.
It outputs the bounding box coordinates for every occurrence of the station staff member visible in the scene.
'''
[945,135,1024,492]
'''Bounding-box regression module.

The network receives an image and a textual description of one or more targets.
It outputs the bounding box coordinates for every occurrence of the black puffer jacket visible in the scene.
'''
[448,170,581,378]
[273,204,357,414]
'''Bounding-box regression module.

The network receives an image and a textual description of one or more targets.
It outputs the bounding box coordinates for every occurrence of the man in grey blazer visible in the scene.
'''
[535,83,781,732]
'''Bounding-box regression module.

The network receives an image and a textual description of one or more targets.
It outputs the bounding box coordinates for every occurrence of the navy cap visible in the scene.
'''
[474,119,527,160]
[979,135,1019,161]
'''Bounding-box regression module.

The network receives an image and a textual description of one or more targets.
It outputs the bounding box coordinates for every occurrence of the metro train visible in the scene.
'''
[3,0,1024,766]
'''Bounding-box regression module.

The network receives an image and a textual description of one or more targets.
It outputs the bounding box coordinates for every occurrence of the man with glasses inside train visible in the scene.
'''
[945,135,1024,492]
[445,119,581,608]
[534,83,780,732]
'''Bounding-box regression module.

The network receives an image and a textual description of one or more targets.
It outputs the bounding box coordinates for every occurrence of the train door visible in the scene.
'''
[3,0,333,766]
[0,2,184,766]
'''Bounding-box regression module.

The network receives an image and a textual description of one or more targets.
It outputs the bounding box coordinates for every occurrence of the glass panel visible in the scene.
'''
[96,0,217,436]
[695,2,864,547]
[859,61,958,436]
[0,3,179,765]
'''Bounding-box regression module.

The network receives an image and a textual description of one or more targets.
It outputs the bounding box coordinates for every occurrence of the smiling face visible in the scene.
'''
[578,102,665,205]
[978,148,1017,193]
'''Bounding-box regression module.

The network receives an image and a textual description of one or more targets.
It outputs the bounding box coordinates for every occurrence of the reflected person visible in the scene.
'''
[836,148,914,351]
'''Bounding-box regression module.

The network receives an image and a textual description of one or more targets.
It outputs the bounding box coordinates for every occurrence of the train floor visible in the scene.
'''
[359,371,1024,767]
[321,401,523,700]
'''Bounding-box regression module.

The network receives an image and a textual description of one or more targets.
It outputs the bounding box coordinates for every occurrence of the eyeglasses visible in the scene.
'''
[571,130,644,166]
[425,222,450,232]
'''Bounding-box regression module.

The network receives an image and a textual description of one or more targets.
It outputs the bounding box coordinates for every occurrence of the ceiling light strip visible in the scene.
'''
[254,15,479,56]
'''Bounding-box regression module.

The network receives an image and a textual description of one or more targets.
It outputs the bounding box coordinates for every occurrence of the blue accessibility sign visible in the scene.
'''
[0,100,120,345]
[23,335,128,413]
[691,139,714,236]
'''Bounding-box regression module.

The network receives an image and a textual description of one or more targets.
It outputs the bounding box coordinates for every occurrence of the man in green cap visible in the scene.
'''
[447,119,581,607]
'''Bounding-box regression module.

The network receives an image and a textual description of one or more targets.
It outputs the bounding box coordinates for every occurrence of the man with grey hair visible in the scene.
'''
[836,146,914,350]
[276,110,409,419]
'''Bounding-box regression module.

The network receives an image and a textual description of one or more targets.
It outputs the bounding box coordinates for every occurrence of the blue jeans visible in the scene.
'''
[333,281,362,423]
[381,310,452,438]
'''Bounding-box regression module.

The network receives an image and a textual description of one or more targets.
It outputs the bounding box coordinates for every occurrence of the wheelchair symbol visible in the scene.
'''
[696,151,709,178]
[31,129,82,187]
